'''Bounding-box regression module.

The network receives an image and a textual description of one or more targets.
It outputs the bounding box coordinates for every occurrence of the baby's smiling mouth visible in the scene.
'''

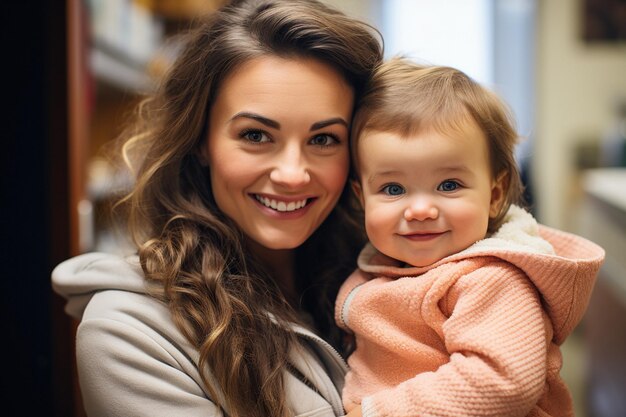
[400,231,447,241]
[253,194,311,212]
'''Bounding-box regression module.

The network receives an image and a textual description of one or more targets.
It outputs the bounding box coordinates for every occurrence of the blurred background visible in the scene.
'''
[2,0,625,416]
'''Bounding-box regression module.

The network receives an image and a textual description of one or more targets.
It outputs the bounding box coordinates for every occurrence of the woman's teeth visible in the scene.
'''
[255,195,308,212]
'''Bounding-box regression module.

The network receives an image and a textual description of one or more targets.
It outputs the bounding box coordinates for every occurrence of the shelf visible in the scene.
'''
[90,44,155,93]
[87,159,133,201]
[582,168,626,214]
[151,0,225,20]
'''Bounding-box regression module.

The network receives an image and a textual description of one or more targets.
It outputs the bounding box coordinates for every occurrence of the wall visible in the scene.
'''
[323,0,382,28]
[333,0,626,231]
[535,0,626,230]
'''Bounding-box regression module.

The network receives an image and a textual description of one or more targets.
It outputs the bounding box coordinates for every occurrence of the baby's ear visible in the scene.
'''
[351,180,364,208]
[489,171,508,218]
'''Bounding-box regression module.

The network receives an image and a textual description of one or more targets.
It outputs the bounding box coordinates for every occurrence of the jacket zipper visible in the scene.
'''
[293,327,349,415]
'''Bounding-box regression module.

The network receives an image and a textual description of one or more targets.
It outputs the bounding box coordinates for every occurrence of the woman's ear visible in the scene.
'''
[489,171,508,218]
[351,180,364,208]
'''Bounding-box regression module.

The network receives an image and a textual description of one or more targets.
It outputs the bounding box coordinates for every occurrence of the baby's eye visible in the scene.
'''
[309,134,339,147]
[382,184,405,196]
[437,180,460,192]
[241,129,270,143]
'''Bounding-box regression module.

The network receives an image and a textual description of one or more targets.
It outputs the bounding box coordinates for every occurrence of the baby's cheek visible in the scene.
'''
[364,205,396,248]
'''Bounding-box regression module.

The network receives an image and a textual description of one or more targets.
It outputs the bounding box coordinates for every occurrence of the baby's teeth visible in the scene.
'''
[287,202,295,211]
[270,200,278,209]
[277,202,287,211]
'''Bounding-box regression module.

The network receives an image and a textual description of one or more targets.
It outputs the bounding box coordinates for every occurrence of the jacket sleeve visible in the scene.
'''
[75,291,225,417]
[335,269,370,331]
[362,261,549,417]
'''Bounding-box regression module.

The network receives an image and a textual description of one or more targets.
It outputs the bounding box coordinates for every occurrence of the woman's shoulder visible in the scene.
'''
[52,252,147,318]
[51,252,192,356]
[81,284,175,339]
[78,285,201,381]
[60,255,219,415]
[75,287,220,416]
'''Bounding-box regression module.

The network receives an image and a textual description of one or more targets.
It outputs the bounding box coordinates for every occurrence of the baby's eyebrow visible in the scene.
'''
[434,165,472,175]
[367,170,403,185]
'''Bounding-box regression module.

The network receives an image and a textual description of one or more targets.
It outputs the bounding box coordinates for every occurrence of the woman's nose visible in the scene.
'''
[269,145,311,188]
[403,197,439,221]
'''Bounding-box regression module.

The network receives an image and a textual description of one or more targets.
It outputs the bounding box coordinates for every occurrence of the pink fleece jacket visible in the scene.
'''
[335,206,604,417]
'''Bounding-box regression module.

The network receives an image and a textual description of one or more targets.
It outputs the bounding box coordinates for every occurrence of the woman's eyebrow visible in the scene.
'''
[230,112,280,129]
[310,118,348,131]
[230,113,347,131]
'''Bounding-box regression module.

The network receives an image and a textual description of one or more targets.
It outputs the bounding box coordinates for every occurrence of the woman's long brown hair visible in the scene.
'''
[116,1,382,415]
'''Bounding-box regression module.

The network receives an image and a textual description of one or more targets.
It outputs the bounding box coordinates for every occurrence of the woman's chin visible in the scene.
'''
[244,230,310,252]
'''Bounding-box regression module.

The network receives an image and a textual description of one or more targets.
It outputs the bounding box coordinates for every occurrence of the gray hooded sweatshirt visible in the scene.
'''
[52,252,347,417]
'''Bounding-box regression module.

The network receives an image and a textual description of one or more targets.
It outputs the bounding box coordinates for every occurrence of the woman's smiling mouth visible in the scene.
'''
[253,194,311,212]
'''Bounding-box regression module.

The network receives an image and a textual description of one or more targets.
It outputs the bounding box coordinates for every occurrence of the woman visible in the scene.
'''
[52,0,383,416]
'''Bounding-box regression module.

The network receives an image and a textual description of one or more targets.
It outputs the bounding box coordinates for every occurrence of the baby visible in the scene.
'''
[337,58,605,417]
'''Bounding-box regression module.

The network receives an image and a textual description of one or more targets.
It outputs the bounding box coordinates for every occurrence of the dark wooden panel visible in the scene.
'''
[585,273,626,417]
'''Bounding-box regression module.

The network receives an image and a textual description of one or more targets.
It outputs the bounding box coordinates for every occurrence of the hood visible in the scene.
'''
[52,252,146,319]
[357,205,605,344]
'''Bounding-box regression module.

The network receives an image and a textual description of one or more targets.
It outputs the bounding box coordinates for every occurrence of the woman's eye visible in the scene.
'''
[437,180,460,192]
[309,134,338,147]
[382,184,405,196]
[241,129,269,143]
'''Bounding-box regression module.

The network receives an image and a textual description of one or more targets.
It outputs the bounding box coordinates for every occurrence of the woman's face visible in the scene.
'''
[205,56,353,250]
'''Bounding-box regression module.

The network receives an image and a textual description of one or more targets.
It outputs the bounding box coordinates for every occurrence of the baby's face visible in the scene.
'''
[355,121,505,267]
